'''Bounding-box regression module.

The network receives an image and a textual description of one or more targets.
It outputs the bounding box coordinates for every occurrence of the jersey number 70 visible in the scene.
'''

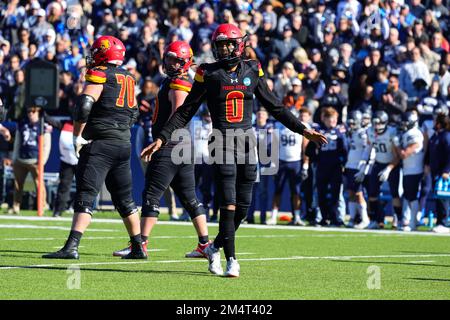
[115,74,136,108]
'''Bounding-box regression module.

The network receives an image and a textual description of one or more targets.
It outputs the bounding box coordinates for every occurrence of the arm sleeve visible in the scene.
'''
[157,80,207,143]
[255,76,306,135]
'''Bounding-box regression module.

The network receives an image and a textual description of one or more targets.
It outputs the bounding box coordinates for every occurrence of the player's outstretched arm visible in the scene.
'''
[254,75,327,146]
[157,80,206,145]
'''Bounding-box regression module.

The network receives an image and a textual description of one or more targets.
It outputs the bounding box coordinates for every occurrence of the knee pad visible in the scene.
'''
[119,206,139,218]
[183,199,205,219]
[141,201,160,218]
[74,200,94,215]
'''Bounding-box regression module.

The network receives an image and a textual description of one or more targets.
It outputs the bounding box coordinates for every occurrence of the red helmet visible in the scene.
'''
[87,35,126,67]
[163,41,193,77]
[211,24,247,67]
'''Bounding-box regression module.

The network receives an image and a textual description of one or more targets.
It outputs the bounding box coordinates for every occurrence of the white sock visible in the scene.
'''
[271,209,278,221]
[348,202,357,222]
[294,209,301,221]
[359,202,369,223]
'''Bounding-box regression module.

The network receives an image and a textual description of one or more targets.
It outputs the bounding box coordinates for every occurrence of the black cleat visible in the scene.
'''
[42,248,79,259]
[121,244,147,260]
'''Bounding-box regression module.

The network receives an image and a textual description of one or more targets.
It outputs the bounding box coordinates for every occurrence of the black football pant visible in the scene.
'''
[75,140,136,217]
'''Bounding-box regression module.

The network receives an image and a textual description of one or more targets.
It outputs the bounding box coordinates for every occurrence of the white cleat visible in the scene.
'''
[224,258,240,278]
[266,218,277,225]
[354,220,370,229]
[204,243,223,275]
[432,225,450,234]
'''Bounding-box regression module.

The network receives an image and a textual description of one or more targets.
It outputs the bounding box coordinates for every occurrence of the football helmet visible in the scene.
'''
[372,110,389,134]
[401,110,419,131]
[163,40,193,78]
[86,35,126,67]
[347,110,363,131]
[211,23,247,68]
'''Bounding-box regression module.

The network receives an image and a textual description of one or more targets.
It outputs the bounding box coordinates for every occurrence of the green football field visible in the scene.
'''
[0,211,449,300]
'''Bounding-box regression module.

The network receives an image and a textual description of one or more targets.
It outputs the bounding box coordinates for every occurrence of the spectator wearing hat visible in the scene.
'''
[303,64,326,108]
[309,0,336,45]
[274,61,298,100]
[272,24,300,62]
[36,28,56,58]
[31,8,54,42]
[236,13,252,36]
[399,46,431,98]
[277,3,296,35]
[283,78,306,110]
[336,0,362,25]
[97,8,119,37]
[318,80,348,123]
[322,24,339,58]
[113,3,128,30]
[256,14,276,57]
[10,105,52,215]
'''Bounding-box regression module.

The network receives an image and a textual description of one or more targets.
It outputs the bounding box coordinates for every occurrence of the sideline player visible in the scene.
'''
[112,41,211,259]
[141,24,327,277]
[43,36,145,259]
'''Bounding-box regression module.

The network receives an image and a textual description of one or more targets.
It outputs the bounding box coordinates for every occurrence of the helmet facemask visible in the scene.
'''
[212,35,247,68]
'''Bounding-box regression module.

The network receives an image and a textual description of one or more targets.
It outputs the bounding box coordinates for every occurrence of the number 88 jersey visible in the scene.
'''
[367,126,399,164]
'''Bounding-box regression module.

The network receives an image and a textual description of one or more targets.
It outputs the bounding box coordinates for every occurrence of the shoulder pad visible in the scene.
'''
[194,65,206,83]
[85,68,107,84]
[170,77,192,93]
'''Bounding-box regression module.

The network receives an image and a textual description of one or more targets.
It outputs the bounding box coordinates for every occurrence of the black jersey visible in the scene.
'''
[157,59,306,143]
[82,65,138,142]
[152,75,192,143]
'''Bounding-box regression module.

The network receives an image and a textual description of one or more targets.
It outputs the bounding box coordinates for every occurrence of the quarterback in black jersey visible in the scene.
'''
[112,41,211,259]
[142,24,327,277]
[43,36,146,260]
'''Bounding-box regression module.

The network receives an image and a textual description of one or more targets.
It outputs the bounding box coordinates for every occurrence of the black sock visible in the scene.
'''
[64,230,82,250]
[218,208,236,260]
[234,206,248,232]
[198,235,209,245]
[393,206,403,224]
[141,235,148,242]
[130,234,142,244]
[369,200,379,222]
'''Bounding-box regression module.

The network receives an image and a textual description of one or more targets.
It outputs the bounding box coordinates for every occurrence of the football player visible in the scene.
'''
[398,111,425,231]
[363,110,402,229]
[345,110,370,229]
[43,36,146,259]
[112,41,211,259]
[141,24,327,277]
[268,108,307,226]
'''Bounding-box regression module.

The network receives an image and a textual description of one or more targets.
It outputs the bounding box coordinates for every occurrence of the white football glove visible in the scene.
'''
[301,163,309,181]
[73,135,89,158]
[354,165,366,183]
[378,166,392,182]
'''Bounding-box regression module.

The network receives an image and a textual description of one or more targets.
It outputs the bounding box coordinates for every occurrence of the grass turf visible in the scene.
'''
[0,211,449,300]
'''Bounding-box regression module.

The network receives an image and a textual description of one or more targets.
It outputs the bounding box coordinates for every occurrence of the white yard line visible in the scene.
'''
[0,215,449,237]
[1,254,450,270]
[0,224,115,232]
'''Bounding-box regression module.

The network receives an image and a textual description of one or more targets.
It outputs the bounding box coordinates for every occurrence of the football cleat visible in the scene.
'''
[113,240,148,257]
[42,239,79,259]
[204,243,223,275]
[432,225,450,234]
[354,219,370,229]
[224,258,240,278]
[121,243,148,260]
[185,241,210,258]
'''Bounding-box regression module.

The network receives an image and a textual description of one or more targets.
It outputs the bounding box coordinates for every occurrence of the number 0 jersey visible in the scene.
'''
[157,59,306,145]
[83,65,138,142]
